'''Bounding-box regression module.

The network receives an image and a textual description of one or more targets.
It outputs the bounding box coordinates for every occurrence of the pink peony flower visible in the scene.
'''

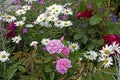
[62,46,70,57]
[46,40,64,54]
[56,58,72,74]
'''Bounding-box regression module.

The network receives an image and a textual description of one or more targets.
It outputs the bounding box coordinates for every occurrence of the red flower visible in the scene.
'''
[104,34,120,44]
[76,12,83,19]
[4,22,16,39]
[76,9,92,19]
[82,9,92,19]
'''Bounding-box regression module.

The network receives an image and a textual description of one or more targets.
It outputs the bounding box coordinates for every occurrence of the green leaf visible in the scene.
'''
[7,67,17,80]
[79,3,86,12]
[18,66,26,73]
[81,35,88,44]
[50,72,55,80]
[96,0,103,7]
[44,65,52,72]
[90,14,102,25]
[43,57,52,63]
[86,72,92,80]
[74,33,82,40]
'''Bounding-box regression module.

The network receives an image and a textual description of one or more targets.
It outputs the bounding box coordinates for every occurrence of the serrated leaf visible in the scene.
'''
[90,14,102,25]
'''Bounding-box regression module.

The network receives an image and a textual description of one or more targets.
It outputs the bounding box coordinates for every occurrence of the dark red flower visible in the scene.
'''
[76,12,83,19]
[5,22,16,39]
[82,9,92,19]
[76,9,92,19]
[104,34,120,44]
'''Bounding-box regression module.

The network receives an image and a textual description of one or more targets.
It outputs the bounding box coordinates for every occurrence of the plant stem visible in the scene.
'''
[4,62,6,80]
[117,57,120,80]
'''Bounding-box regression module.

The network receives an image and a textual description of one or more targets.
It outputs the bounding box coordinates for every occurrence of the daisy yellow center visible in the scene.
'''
[72,45,76,49]
[15,38,19,42]
[43,19,46,22]
[64,22,68,26]
[45,40,48,43]
[57,22,61,24]
[20,11,23,14]
[55,10,58,12]
[104,59,109,63]
[52,7,55,10]
[40,17,43,20]
[66,10,69,13]
[7,16,11,19]
[2,54,6,58]
[104,50,110,54]
[51,17,54,20]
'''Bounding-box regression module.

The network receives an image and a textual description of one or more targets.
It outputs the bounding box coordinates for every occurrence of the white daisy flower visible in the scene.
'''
[41,38,51,46]
[46,4,58,12]
[99,44,114,57]
[36,13,46,23]
[22,5,31,11]
[54,20,62,28]
[69,42,79,52]
[22,17,26,21]
[62,8,73,15]
[0,51,10,62]
[25,24,34,28]
[61,21,72,27]
[98,57,113,68]
[84,51,98,60]
[25,0,36,4]
[16,9,26,16]
[12,35,22,43]
[63,3,72,7]
[30,41,38,47]
[0,13,3,20]
[111,42,120,54]
[14,21,25,26]
[3,15,16,23]
[48,15,58,22]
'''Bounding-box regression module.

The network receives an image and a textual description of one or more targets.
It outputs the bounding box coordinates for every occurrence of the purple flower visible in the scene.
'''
[39,30,44,33]
[61,15,67,20]
[42,47,47,51]
[13,0,19,4]
[39,0,44,4]
[62,46,70,58]
[99,8,105,12]
[22,28,28,34]
[56,58,72,74]
[112,16,118,22]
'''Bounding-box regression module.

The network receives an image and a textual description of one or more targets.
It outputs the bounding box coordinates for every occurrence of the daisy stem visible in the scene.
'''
[117,57,120,80]
[4,62,6,80]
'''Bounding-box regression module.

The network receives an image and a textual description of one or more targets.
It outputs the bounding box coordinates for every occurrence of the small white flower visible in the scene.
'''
[22,17,26,21]
[16,9,26,16]
[111,42,120,54]
[62,8,73,15]
[41,38,51,46]
[30,41,38,47]
[22,5,31,10]
[25,0,36,4]
[98,57,113,68]
[54,20,62,28]
[12,35,22,43]
[63,3,72,7]
[61,21,72,27]
[25,24,34,28]
[84,51,98,60]
[69,42,79,52]
[48,15,58,22]
[0,13,3,20]
[36,14,46,23]
[0,51,10,62]
[99,44,114,57]
[3,15,16,23]
[14,21,25,26]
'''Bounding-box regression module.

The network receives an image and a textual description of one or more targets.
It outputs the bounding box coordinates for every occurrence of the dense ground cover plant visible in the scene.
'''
[0,0,120,80]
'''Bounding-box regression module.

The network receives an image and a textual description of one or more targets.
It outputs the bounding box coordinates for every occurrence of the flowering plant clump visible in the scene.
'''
[0,0,120,80]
